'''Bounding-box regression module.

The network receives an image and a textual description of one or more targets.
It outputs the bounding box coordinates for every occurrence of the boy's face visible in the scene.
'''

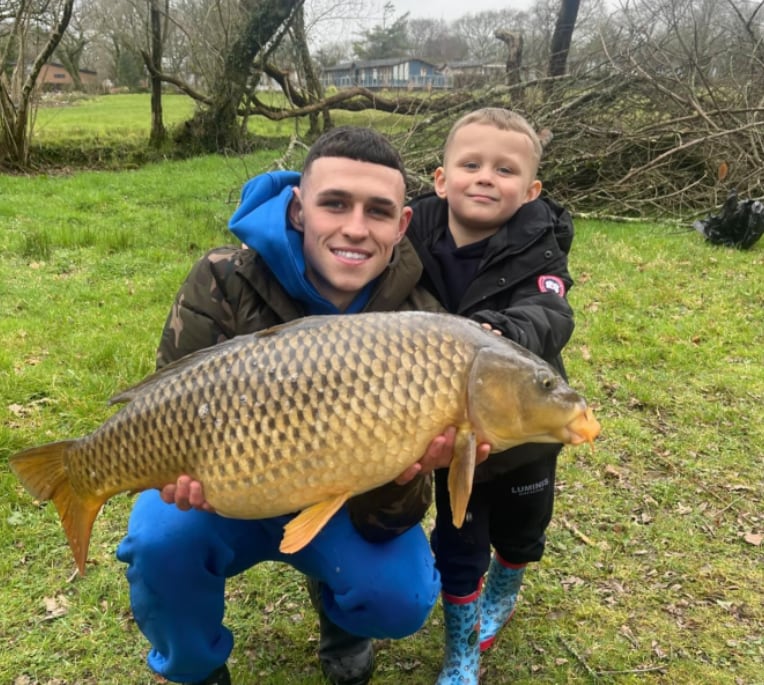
[434,122,542,245]
[289,156,412,311]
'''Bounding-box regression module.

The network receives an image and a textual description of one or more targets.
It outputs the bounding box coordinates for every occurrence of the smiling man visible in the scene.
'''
[115,127,471,685]
[288,153,412,311]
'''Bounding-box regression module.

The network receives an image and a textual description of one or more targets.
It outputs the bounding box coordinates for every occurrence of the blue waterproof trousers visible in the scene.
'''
[117,490,440,683]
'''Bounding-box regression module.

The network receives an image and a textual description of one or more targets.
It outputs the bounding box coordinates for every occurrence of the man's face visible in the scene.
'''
[434,122,542,246]
[290,157,412,311]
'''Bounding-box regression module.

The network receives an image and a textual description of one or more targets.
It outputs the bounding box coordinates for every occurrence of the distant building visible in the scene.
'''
[38,62,98,90]
[441,61,505,87]
[320,58,449,90]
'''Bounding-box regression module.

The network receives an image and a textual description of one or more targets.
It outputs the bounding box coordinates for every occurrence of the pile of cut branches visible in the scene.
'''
[392,72,763,222]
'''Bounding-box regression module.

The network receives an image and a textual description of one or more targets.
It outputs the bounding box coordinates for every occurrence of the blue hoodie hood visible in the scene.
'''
[228,170,372,315]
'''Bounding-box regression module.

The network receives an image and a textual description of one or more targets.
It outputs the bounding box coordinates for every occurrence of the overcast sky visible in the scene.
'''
[388,0,533,22]
[308,0,535,47]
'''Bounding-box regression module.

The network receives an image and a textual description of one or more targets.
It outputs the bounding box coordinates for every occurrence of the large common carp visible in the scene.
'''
[10,311,600,575]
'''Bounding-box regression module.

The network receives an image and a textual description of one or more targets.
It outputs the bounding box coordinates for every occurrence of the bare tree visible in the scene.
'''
[156,0,243,94]
[0,0,75,169]
[55,11,89,89]
[548,0,581,80]
[495,29,523,85]
[170,0,305,152]
[407,18,468,63]
[286,5,330,134]
[538,0,764,214]
[453,9,525,64]
[87,0,150,89]
[146,0,169,146]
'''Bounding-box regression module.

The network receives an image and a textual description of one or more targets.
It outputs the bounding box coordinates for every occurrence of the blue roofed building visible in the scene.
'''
[320,57,449,90]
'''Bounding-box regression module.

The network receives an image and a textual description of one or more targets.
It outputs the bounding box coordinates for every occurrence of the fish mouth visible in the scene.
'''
[564,407,601,446]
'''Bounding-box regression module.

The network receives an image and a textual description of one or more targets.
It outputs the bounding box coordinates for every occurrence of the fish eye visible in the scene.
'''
[538,373,557,390]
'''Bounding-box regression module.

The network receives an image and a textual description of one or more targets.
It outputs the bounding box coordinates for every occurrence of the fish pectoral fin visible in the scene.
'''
[279,494,351,554]
[448,431,477,529]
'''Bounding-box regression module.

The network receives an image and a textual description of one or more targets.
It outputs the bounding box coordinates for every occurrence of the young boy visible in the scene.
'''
[406,108,576,684]
[116,126,463,685]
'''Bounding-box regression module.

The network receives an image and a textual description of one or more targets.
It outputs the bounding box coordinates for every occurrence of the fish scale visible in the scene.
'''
[10,311,601,575]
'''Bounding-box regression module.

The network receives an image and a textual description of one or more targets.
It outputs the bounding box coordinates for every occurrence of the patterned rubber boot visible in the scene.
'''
[478,554,526,652]
[435,588,481,685]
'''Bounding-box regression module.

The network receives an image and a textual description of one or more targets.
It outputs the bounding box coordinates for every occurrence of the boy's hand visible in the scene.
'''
[160,475,216,513]
[481,322,503,336]
[395,427,491,485]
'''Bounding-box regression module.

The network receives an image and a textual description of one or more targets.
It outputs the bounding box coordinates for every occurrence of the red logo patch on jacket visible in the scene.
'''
[537,275,565,297]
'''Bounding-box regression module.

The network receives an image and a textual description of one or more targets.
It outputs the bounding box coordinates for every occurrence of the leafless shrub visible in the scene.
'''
[392,67,762,221]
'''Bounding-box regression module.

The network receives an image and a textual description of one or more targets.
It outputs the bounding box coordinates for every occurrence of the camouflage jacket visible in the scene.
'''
[156,238,443,542]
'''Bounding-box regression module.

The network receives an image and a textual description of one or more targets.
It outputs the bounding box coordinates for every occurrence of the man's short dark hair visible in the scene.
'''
[303,126,407,183]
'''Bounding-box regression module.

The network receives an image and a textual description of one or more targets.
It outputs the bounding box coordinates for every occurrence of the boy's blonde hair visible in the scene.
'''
[443,108,543,174]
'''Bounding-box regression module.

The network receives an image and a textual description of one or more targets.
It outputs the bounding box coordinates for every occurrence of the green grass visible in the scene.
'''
[28,92,416,169]
[1,100,762,683]
[23,88,433,179]
[34,93,197,142]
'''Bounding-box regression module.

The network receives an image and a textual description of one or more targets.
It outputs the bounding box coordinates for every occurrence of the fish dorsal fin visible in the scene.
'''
[108,336,248,405]
[109,315,340,406]
[251,314,331,339]
[448,430,477,528]
[253,313,385,341]
[279,493,351,554]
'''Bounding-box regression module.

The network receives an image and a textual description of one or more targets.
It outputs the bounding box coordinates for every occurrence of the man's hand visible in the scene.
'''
[395,427,491,485]
[160,475,216,513]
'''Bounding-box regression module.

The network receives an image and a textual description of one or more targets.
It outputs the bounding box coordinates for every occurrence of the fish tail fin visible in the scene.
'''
[279,494,350,554]
[10,441,104,576]
[448,431,477,528]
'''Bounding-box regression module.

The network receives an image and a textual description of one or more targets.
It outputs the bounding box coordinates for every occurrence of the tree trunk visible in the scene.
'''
[57,41,86,90]
[495,29,524,87]
[0,0,75,169]
[176,0,304,153]
[148,0,167,147]
[291,5,331,135]
[547,0,581,81]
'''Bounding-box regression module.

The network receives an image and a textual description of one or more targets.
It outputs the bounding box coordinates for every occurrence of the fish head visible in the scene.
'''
[467,340,601,451]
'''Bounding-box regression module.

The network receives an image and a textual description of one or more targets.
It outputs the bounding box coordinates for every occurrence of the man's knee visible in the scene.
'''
[117,493,225,575]
[377,584,438,637]
[329,566,439,639]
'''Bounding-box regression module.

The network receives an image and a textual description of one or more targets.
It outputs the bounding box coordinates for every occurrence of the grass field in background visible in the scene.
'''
[1,95,762,684]
[34,93,197,142]
[31,92,416,161]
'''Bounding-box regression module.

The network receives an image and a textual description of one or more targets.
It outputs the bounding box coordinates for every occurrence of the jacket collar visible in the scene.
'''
[408,192,555,256]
